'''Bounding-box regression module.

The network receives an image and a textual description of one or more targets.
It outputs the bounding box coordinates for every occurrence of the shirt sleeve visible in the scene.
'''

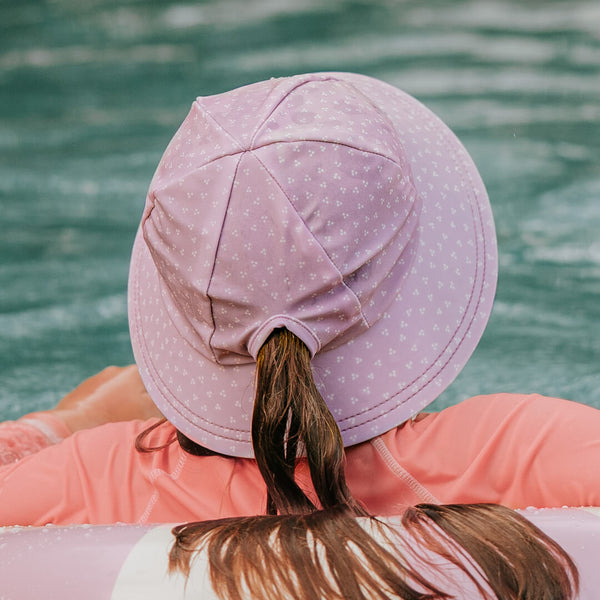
[386,393,600,508]
[0,419,163,526]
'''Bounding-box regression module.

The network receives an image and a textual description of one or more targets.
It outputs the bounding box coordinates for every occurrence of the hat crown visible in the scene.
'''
[141,75,422,364]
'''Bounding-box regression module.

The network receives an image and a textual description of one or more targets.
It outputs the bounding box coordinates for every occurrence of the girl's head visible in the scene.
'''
[128,72,497,457]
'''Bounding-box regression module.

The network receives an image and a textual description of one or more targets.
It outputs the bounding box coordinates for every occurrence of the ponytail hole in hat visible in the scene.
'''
[248,316,321,360]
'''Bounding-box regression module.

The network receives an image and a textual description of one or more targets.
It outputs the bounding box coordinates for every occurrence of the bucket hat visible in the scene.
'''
[128,72,497,457]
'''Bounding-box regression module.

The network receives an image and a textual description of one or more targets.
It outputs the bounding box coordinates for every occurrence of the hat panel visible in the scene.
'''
[142,154,241,362]
[253,140,423,329]
[206,151,367,360]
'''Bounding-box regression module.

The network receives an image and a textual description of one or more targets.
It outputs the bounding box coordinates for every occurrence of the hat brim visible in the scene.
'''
[128,73,497,458]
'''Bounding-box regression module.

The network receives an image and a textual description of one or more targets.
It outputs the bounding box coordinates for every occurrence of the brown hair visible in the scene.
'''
[168,328,578,599]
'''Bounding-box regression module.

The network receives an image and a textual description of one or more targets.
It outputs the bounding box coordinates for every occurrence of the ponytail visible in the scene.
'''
[252,329,361,515]
[170,329,578,599]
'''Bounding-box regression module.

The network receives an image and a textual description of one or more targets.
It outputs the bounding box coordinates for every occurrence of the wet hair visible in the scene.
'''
[144,329,578,599]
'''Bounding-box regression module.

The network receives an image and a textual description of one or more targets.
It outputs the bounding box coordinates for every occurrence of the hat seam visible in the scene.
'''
[205,153,245,366]
[152,137,411,192]
[247,138,419,334]
[180,76,410,189]
[193,99,246,154]
[336,79,407,158]
[248,75,341,148]
[194,76,341,157]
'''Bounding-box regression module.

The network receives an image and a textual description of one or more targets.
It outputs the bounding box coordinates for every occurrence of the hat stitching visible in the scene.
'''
[152,131,417,344]
[193,75,408,182]
[149,137,412,359]
[153,137,409,349]
[336,79,403,149]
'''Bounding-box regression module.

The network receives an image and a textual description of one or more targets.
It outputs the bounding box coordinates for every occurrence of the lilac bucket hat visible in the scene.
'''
[128,72,497,457]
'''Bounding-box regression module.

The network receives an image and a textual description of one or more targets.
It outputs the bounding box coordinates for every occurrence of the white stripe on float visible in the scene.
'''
[111,524,218,600]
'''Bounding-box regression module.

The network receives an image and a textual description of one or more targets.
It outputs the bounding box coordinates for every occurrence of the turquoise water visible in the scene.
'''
[1,0,599,420]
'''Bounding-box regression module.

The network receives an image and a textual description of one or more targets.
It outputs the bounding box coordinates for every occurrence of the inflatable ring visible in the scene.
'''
[1,507,598,598]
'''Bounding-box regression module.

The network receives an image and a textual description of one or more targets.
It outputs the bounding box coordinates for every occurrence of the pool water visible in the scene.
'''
[1,0,599,420]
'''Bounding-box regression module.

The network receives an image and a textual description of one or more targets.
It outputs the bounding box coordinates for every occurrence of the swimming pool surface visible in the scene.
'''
[1,0,599,419]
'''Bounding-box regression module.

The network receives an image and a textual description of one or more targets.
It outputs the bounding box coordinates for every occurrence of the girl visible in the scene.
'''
[1,72,596,598]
